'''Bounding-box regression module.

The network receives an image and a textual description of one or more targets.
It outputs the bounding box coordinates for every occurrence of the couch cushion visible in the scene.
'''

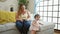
[0,22,55,32]
[0,23,16,32]
[0,10,16,24]
[39,21,55,31]
[4,23,16,30]
[0,25,7,32]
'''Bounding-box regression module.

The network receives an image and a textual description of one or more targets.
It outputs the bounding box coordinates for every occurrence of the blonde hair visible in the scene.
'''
[18,3,25,15]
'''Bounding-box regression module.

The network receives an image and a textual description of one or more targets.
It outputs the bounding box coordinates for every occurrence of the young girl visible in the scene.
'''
[30,14,43,34]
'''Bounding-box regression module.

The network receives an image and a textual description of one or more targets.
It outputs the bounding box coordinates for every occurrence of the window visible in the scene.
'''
[40,2,44,6]
[43,17,47,22]
[39,12,44,16]
[36,7,39,12]
[53,6,58,11]
[48,17,52,22]
[36,3,40,6]
[58,18,60,23]
[53,12,58,17]
[58,24,60,30]
[35,0,60,30]
[59,12,60,17]
[44,6,47,11]
[48,6,52,11]
[54,24,58,29]
[44,12,47,16]
[48,12,52,16]
[48,0,52,5]
[53,18,57,23]
[40,7,43,11]
[44,1,48,6]
[59,0,60,4]
[54,0,58,5]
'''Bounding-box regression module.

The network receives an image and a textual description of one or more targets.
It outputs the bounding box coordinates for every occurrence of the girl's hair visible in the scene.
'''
[34,14,40,18]
[18,3,25,15]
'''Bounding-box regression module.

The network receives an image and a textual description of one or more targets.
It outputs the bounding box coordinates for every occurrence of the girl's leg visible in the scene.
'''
[31,30,36,34]
[16,20,23,34]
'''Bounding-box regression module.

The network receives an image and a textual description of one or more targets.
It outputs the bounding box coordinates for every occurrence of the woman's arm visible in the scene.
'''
[15,12,23,21]
[27,10,31,20]
[27,12,30,18]
[15,13,19,20]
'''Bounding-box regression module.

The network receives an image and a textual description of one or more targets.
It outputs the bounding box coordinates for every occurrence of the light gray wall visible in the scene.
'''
[27,0,34,13]
[0,0,34,13]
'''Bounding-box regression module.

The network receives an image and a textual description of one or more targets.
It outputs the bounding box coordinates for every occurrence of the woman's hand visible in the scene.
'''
[19,19,23,22]
[16,18,23,22]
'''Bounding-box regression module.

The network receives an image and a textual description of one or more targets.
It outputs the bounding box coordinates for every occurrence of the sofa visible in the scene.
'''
[0,10,55,34]
[0,21,55,34]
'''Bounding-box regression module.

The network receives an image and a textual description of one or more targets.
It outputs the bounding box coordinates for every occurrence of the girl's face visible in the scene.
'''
[35,16,40,20]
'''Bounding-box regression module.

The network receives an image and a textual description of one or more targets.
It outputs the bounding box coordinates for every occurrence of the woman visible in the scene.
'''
[16,4,31,34]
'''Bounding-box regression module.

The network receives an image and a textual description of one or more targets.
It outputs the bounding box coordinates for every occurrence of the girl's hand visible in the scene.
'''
[39,23,43,25]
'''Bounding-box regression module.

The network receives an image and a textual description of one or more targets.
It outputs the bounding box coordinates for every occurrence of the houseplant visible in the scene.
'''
[18,0,29,9]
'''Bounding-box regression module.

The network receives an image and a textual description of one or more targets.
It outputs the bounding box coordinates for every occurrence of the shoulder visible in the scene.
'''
[26,10,30,13]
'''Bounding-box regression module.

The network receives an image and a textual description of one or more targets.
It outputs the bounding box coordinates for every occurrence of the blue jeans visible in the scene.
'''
[16,20,31,34]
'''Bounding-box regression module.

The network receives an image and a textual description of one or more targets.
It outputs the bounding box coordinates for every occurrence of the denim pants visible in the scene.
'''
[16,20,31,34]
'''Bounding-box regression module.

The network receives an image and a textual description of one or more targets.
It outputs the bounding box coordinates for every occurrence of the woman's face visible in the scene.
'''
[20,5,26,11]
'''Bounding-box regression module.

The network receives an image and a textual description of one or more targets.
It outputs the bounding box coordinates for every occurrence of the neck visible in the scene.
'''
[20,10,26,15]
[35,19,39,21]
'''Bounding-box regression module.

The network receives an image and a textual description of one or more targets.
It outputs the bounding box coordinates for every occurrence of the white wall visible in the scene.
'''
[27,0,34,13]
[0,0,34,12]
[0,0,18,11]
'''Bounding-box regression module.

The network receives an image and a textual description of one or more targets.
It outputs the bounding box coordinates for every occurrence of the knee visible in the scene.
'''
[26,21,31,25]
[25,21,31,27]
[16,20,23,28]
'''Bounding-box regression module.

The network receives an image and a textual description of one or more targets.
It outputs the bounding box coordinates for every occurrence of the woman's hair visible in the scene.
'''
[18,3,25,15]
[19,3,25,9]
[34,14,40,18]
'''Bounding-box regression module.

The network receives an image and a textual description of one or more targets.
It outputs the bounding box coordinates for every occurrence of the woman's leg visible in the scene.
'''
[31,30,36,34]
[16,20,23,34]
[23,20,31,34]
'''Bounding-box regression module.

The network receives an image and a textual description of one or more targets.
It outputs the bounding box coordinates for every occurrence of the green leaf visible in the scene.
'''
[18,0,29,9]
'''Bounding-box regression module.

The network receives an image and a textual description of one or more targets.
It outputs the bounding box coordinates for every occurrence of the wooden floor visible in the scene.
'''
[54,30,60,34]
[54,32,60,34]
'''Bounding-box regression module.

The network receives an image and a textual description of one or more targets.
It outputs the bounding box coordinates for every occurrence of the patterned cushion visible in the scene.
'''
[0,10,16,24]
